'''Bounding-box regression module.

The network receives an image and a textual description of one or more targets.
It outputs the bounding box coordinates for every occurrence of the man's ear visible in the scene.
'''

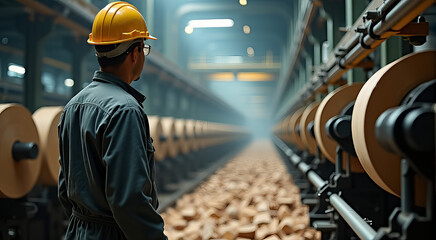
[130,46,138,63]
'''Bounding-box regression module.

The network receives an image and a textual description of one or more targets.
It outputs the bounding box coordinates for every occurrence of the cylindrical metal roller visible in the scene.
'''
[175,119,189,155]
[33,106,63,186]
[148,116,167,161]
[299,101,320,155]
[12,142,39,161]
[161,117,178,158]
[0,104,42,198]
[352,50,436,206]
[314,83,365,173]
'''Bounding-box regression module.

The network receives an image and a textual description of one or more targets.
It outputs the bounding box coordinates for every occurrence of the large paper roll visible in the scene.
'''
[314,83,365,173]
[281,115,292,142]
[299,101,320,155]
[0,104,41,198]
[175,119,189,155]
[148,116,167,161]
[185,119,198,152]
[195,121,205,149]
[161,117,178,158]
[288,107,306,150]
[352,51,436,206]
[33,106,63,186]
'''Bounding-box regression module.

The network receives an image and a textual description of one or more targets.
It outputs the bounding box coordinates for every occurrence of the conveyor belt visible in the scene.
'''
[161,140,321,240]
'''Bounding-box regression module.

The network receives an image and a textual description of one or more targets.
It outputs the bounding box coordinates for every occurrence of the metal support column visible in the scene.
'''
[323,0,346,55]
[346,0,367,84]
[16,13,53,112]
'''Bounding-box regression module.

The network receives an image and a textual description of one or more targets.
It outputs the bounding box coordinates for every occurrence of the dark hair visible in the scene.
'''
[95,42,141,68]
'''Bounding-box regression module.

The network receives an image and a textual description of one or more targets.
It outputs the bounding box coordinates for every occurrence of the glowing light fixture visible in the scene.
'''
[237,72,273,81]
[239,0,247,6]
[243,25,251,34]
[208,72,235,81]
[185,25,194,34]
[64,78,74,87]
[188,19,234,28]
[8,64,25,75]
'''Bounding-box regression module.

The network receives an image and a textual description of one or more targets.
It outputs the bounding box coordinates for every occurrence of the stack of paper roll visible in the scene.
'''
[299,101,320,155]
[185,119,198,152]
[281,116,292,143]
[0,104,41,198]
[314,83,365,173]
[148,116,167,161]
[288,107,306,151]
[351,51,435,207]
[175,119,189,155]
[33,106,63,186]
[195,121,205,149]
[161,117,178,158]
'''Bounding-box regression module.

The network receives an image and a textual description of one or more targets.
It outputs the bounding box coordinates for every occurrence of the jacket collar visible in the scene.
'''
[92,71,146,104]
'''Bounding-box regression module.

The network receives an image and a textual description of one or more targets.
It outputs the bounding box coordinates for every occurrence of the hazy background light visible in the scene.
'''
[64,78,74,87]
[208,72,235,81]
[237,72,273,81]
[8,64,25,74]
[185,25,194,34]
[188,19,234,28]
[243,25,251,34]
[247,47,255,57]
[239,0,247,6]
[214,55,243,64]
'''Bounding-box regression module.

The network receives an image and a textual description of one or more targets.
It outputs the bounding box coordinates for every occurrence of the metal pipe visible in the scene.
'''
[273,134,376,240]
[278,0,434,120]
[342,0,432,68]
[298,162,310,174]
[329,194,377,240]
[307,171,326,189]
[290,154,301,165]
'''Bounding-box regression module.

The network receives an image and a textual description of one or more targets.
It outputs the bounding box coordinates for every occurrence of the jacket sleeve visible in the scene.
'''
[58,161,73,217]
[102,108,167,240]
[58,114,73,217]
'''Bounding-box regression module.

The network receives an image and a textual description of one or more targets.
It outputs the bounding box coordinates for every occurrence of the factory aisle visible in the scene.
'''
[161,140,320,240]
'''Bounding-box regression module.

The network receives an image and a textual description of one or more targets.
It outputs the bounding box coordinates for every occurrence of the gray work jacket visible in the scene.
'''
[58,71,167,240]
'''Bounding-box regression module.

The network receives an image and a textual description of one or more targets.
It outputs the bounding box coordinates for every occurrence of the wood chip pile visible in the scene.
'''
[161,140,321,240]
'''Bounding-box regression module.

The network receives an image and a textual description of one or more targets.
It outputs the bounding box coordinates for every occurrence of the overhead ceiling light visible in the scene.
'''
[247,47,255,57]
[188,19,234,28]
[214,55,243,64]
[8,64,25,78]
[243,25,251,34]
[237,72,273,81]
[64,78,74,87]
[208,72,235,81]
[185,25,194,34]
[239,0,247,6]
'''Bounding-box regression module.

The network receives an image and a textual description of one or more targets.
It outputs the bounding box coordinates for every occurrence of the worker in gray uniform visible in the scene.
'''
[57,2,167,239]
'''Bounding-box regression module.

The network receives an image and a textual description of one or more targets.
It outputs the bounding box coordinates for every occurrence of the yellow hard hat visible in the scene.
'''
[88,1,157,45]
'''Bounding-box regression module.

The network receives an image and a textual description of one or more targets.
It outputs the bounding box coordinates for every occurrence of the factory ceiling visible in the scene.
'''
[0,0,293,122]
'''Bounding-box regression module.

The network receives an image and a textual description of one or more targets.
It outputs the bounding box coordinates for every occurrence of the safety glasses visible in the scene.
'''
[143,44,151,56]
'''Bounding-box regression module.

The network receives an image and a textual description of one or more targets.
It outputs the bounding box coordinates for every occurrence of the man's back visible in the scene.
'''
[58,71,165,240]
